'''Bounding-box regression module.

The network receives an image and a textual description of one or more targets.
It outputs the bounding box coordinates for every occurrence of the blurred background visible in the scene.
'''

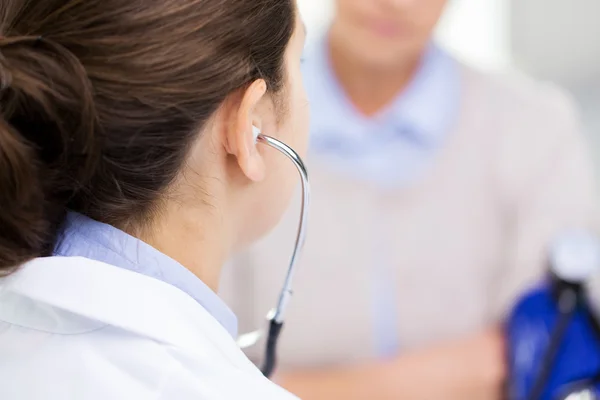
[223,2,600,398]
[298,0,600,178]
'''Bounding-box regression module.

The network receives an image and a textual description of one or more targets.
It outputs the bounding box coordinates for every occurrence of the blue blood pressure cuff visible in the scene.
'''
[506,282,600,400]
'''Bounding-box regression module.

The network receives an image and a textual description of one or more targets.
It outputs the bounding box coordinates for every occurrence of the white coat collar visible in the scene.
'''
[54,211,238,337]
[0,256,259,374]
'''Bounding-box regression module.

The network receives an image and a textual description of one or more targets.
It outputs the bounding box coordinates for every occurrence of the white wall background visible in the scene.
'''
[511,0,600,88]
[297,0,334,44]
[435,0,510,70]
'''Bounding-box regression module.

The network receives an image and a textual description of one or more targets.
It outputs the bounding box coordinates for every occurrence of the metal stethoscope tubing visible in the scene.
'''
[236,133,310,378]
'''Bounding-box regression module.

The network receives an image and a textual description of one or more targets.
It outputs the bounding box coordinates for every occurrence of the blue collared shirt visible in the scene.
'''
[303,39,461,189]
[302,37,462,356]
[54,211,238,337]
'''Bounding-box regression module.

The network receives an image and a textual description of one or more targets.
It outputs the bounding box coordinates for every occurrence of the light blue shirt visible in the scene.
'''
[54,211,238,337]
[302,37,462,356]
[303,39,461,188]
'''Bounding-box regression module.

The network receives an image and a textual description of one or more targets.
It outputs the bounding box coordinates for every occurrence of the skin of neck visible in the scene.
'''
[143,200,230,293]
[328,21,424,117]
[137,124,240,293]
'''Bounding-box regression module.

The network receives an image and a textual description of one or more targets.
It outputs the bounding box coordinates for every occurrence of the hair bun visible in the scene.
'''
[0,117,47,274]
[0,33,98,272]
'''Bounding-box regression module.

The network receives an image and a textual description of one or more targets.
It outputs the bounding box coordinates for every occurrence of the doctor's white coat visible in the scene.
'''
[0,256,296,400]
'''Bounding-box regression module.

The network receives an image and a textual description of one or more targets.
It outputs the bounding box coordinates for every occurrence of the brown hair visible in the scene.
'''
[0,0,295,274]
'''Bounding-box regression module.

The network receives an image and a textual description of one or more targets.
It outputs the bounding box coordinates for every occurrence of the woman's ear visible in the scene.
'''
[224,79,267,182]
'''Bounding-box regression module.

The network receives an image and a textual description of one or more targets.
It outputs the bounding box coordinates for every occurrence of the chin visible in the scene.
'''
[349,36,422,68]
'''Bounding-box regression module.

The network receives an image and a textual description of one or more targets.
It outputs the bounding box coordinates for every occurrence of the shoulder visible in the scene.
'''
[158,352,298,399]
[459,62,580,133]
[456,61,588,201]
[0,322,295,400]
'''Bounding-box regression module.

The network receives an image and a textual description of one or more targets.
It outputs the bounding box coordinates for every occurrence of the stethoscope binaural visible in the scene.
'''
[236,126,310,378]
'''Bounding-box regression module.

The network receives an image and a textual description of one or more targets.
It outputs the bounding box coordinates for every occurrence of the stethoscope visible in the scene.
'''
[235,126,310,378]
[526,231,600,400]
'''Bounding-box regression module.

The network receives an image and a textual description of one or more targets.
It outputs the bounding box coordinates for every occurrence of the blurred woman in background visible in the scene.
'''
[222,0,597,399]
[0,0,308,398]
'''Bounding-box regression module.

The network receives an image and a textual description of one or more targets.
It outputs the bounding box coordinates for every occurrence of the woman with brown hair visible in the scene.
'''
[0,0,308,398]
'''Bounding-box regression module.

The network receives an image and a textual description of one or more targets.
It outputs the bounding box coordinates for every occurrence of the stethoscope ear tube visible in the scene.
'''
[249,134,310,378]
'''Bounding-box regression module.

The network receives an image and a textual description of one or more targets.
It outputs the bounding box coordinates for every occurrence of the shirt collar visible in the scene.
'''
[304,37,461,148]
[384,44,461,146]
[54,211,238,338]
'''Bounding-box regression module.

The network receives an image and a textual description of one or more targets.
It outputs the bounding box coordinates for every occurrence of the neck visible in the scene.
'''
[328,25,422,116]
[141,204,228,293]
